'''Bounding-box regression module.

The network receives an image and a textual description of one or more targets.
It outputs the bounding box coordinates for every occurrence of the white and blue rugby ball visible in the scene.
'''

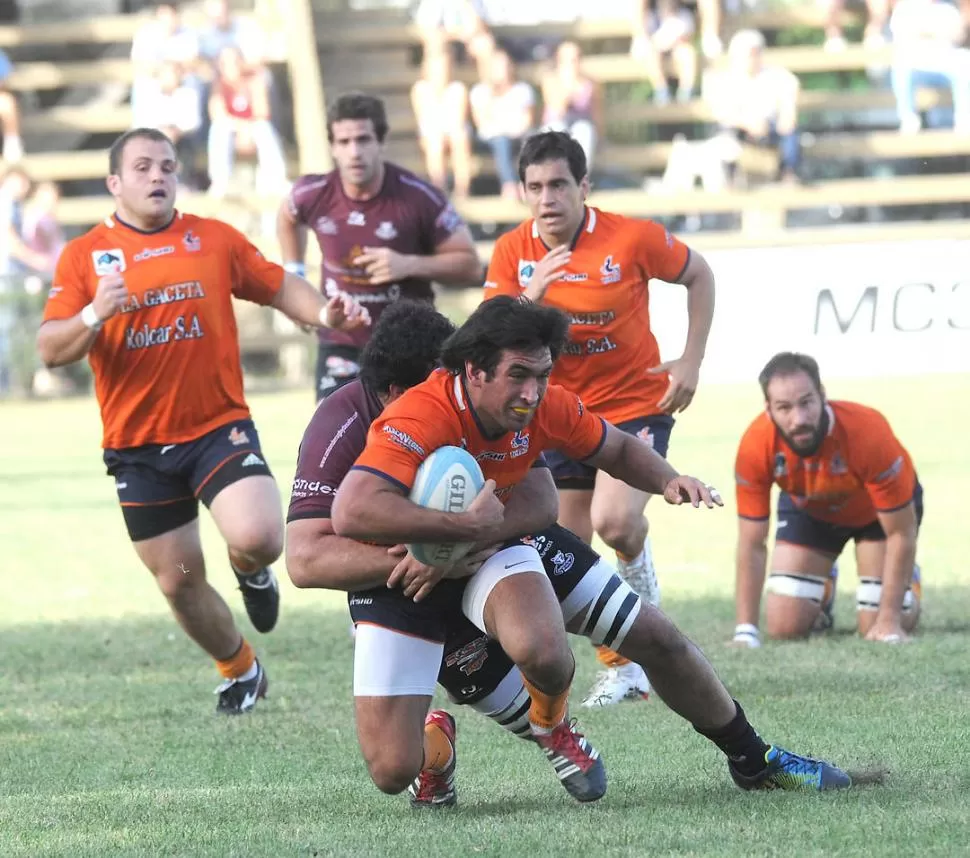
[408,445,485,567]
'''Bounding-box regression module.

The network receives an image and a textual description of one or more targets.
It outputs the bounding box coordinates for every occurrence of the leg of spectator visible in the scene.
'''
[251,120,289,195]
[864,0,890,43]
[207,118,236,196]
[633,37,671,103]
[488,135,519,200]
[671,41,699,101]
[942,51,970,130]
[569,120,597,172]
[421,132,449,190]
[890,62,921,132]
[696,0,723,57]
[0,90,22,161]
[822,0,847,49]
[448,128,473,198]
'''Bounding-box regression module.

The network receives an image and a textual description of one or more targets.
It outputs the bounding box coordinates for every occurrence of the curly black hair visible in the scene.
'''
[358,300,456,394]
[439,295,570,378]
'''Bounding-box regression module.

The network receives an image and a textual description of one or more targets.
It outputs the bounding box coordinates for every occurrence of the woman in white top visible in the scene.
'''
[411,46,473,198]
[470,50,536,200]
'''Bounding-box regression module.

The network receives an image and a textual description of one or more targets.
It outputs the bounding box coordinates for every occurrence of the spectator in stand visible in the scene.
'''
[198,0,261,65]
[129,2,201,120]
[630,0,699,103]
[890,0,970,133]
[707,30,801,184]
[131,60,205,187]
[540,41,602,171]
[0,48,22,161]
[470,49,536,200]
[821,0,892,51]
[207,45,287,197]
[411,44,473,198]
[22,181,64,277]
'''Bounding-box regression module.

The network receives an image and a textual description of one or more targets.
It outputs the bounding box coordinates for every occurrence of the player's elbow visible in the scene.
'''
[284,536,317,589]
[36,326,65,368]
[330,492,367,539]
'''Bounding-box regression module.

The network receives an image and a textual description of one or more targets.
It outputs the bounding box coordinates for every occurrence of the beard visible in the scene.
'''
[775,405,829,457]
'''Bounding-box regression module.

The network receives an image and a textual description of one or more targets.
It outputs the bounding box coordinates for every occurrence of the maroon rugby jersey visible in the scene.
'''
[287,162,465,348]
[287,379,385,521]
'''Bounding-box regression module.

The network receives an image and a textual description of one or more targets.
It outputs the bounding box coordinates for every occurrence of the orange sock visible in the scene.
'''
[522,676,570,732]
[616,550,636,564]
[215,638,255,680]
[594,644,631,668]
[423,721,454,773]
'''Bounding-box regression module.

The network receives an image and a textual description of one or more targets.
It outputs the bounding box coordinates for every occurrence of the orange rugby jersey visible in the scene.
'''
[43,212,284,449]
[734,400,918,529]
[483,207,690,423]
[352,369,607,501]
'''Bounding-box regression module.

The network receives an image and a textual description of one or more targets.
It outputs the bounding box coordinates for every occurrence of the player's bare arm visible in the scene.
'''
[332,469,505,544]
[731,517,771,647]
[354,228,482,287]
[649,249,716,414]
[584,423,723,507]
[276,199,308,274]
[36,273,129,367]
[272,272,371,330]
[866,503,919,644]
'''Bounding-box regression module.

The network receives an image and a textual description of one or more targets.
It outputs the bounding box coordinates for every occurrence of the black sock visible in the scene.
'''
[695,700,770,777]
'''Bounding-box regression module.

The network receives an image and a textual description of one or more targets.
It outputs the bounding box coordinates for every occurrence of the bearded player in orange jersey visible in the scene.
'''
[483,131,716,706]
[36,128,369,714]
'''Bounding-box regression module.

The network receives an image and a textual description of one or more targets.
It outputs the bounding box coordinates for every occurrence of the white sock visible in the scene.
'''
[530,718,564,737]
[237,660,259,682]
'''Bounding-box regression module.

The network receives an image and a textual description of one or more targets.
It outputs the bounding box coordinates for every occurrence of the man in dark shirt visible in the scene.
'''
[276,91,483,401]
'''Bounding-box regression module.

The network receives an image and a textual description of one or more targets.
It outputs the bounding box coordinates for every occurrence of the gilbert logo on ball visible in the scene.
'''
[408,446,485,567]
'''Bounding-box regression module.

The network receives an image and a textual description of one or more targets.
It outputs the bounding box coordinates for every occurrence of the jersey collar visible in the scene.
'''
[532,206,596,252]
[453,374,506,442]
[107,209,181,234]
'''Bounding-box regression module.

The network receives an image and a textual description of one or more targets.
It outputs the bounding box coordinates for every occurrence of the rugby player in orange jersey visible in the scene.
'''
[482,130,717,706]
[732,352,923,648]
[36,127,369,714]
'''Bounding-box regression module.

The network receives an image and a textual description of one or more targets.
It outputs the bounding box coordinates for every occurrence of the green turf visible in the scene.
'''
[3,375,969,857]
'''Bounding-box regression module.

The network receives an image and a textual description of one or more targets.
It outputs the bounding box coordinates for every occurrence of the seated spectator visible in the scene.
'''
[22,181,64,277]
[541,41,601,171]
[0,48,21,162]
[630,0,699,103]
[707,30,801,183]
[411,46,473,198]
[130,2,201,119]
[821,0,892,51]
[413,0,489,63]
[131,60,205,188]
[890,0,970,132]
[206,45,287,197]
[470,50,536,200]
[198,0,261,66]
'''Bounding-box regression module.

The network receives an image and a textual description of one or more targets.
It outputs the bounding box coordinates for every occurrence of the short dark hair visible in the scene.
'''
[517,130,587,185]
[358,301,456,394]
[758,352,823,398]
[327,92,389,144]
[440,295,570,377]
[108,127,175,176]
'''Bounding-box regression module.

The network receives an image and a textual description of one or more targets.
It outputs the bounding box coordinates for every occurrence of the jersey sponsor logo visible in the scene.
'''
[510,430,530,458]
[124,315,203,350]
[600,254,621,285]
[483,280,498,290]
[229,426,250,446]
[133,245,175,263]
[119,281,206,314]
[774,453,788,478]
[435,204,462,234]
[315,216,338,235]
[382,424,426,456]
[569,310,615,326]
[347,211,366,226]
[183,230,201,252]
[830,453,848,475]
[290,478,337,499]
[517,260,537,287]
[636,427,655,448]
[551,550,574,576]
[241,453,265,467]
[374,221,398,240]
[349,596,373,606]
[320,411,360,468]
[562,272,588,282]
[475,450,507,462]
[92,249,126,275]
[445,634,489,676]
[47,285,63,299]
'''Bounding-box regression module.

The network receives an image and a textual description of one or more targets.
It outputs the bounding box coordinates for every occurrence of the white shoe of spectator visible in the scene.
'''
[899,114,922,134]
[824,35,848,52]
[701,32,723,59]
[3,134,23,162]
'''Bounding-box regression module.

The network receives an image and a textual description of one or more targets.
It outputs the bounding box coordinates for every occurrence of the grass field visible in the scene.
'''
[3,374,969,857]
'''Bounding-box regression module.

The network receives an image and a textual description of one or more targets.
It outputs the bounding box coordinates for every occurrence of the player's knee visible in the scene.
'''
[512,638,572,693]
[228,522,284,568]
[154,564,202,604]
[622,605,689,663]
[590,510,643,555]
[366,752,422,795]
[856,574,921,635]
[764,573,825,639]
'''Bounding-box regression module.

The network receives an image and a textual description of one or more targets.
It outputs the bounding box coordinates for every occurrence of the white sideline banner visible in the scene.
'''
[649,239,970,383]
